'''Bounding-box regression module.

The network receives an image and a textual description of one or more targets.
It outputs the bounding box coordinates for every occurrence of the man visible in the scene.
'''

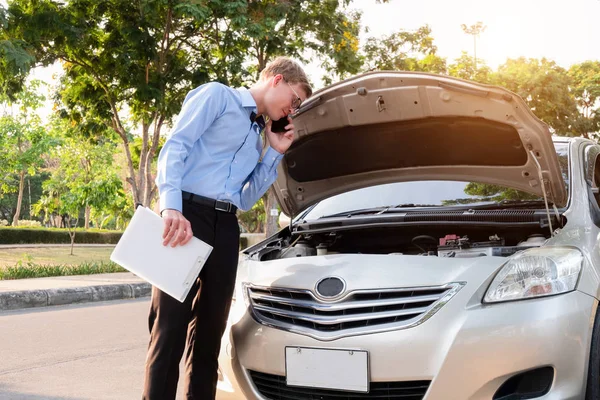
[143,57,312,399]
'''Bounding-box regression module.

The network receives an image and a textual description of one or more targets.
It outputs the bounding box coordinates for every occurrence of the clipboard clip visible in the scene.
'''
[183,256,207,286]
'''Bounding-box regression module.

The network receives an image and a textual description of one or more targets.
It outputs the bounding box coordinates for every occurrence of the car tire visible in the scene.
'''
[587,304,600,399]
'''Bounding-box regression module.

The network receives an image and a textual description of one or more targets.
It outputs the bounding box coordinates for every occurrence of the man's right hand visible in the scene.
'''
[161,209,194,247]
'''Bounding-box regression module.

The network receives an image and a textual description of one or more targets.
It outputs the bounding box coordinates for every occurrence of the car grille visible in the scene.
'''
[249,370,431,400]
[245,282,463,340]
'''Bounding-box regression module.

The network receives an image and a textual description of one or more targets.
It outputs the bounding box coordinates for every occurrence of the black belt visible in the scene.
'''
[182,191,238,213]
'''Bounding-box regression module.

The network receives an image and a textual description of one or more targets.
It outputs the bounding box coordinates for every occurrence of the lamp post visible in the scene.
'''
[461,22,486,70]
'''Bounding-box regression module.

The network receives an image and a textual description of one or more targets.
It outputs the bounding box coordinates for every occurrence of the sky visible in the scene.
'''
[354,0,600,70]
[13,0,600,121]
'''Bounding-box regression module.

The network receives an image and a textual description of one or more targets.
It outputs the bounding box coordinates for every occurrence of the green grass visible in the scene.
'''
[0,226,122,233]
[0,246,115,268]
[0,261,125,280]
[0,246,125,280]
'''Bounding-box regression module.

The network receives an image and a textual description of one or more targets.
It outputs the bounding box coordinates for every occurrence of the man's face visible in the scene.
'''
[264,74,308,121]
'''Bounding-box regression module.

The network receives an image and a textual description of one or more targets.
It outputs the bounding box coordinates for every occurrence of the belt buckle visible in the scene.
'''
[215,200,231,212]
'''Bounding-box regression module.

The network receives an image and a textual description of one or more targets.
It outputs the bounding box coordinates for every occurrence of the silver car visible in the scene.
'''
[216,72,600,399]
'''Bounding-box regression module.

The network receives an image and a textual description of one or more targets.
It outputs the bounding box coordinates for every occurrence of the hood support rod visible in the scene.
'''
[529,149,560,237]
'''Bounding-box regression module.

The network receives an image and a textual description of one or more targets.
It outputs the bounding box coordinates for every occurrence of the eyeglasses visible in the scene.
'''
[285,80,303,111]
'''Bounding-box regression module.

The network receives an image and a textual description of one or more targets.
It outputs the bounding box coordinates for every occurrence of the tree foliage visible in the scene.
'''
[33,130,125,252]
[362,25,446,74]
[0,4,35,100]
[492,57,578,135]
[0,80,54,226]
[568,61,600,138]
[448,51,492,83]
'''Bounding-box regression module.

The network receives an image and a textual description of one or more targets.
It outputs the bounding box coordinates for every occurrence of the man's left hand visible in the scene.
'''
[266,116,295,154]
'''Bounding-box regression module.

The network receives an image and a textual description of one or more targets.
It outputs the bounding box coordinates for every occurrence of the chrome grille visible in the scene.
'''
[245,282,463,340]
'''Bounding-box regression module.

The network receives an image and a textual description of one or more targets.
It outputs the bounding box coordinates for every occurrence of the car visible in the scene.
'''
[216,71,600,400]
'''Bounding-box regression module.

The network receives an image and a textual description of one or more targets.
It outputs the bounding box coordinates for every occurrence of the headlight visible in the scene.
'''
[483,247,583,303]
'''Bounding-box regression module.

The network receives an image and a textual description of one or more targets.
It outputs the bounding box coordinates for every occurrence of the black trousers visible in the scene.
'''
[142,200,240,400]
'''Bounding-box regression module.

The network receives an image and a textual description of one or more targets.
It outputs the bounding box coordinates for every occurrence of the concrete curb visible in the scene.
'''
[0,282,152,311]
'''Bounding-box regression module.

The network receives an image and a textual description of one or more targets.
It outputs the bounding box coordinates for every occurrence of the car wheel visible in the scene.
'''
[587,304,600,399]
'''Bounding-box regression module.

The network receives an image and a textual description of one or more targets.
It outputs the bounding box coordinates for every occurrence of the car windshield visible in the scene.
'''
[301,142,569,221]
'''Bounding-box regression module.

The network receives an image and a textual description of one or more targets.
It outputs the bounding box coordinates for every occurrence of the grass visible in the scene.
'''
[0,246,125,280]
[0,261,126,280]
[0,246,115,268]
[0,226,122,233]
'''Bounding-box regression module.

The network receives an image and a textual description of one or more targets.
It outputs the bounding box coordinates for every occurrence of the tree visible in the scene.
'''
[0,172,48,223]
[7,0,252,209]
[232,0,371,236]
[7,0,386,237]
[568,61,600,138]
[362,25,446,74]
[237,197,266,234]
[0,4,35,100]
[493,57,579,135]
[0,80,53,226]
[448,51,492,83]
[33,172,81,255]
[460,21,486,70]
[34,133,124,253]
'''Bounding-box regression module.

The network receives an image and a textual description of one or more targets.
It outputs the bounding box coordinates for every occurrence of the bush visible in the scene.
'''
[0,227,122,244]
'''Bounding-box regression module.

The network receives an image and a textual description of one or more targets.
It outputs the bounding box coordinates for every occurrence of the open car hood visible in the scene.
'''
[273,71,568,217]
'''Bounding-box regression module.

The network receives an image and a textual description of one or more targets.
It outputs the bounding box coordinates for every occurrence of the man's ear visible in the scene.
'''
[272,74,283,86]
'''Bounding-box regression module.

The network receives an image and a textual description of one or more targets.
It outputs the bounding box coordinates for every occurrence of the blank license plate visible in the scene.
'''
[285,346,369,392]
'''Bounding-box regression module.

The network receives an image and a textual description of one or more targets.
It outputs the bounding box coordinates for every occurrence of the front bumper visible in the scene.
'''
[217,289,596,400]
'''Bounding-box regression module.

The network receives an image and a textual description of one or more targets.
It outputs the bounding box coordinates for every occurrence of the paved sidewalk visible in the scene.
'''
[0,272,151,311]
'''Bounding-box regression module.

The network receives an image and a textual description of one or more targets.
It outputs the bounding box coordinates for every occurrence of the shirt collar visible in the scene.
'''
[237,87,257,111]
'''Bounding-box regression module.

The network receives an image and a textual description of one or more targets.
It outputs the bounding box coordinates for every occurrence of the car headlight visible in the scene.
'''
[483,247,583,303]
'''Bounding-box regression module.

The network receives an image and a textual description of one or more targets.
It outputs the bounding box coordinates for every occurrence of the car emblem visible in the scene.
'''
[315,277,346,299]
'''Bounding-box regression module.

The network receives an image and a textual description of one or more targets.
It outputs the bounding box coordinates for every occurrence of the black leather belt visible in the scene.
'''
[182,191,238,213]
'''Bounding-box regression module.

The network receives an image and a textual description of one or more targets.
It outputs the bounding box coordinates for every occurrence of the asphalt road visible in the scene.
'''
[0,298,188,400]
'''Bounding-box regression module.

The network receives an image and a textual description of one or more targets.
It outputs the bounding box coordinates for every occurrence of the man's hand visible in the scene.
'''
[161,209,194,247]
[266,116,295,154]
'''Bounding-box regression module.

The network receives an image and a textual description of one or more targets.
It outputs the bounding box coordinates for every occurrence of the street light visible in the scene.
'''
[461,22,486,70]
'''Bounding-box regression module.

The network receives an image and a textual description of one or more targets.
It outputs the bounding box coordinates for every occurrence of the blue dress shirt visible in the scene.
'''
[156,82,284,212]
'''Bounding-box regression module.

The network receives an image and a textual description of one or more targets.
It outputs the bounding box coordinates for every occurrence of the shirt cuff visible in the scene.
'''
[263,146,284,168]
[160,189,182,214]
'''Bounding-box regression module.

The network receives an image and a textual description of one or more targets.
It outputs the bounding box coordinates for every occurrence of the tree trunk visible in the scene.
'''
[12,171,26,227]
[144,116,164,206]
[264,189,279,237]
[66,217,78,256]
[84,205,91,230]
[69,231,75,256]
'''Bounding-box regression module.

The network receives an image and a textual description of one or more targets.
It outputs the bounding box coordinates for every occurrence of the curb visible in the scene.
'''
[0,282,152,311]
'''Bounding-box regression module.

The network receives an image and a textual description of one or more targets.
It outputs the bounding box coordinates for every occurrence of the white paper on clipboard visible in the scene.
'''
[110,206,213,302]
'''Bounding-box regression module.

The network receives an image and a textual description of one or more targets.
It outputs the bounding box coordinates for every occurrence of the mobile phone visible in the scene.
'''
[271,116,289,133]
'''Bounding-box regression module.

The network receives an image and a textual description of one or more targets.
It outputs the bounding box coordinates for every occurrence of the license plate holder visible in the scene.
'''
[285,346,369,393]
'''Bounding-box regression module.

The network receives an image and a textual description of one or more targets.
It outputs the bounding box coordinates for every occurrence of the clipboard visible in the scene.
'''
[110,206,213,302]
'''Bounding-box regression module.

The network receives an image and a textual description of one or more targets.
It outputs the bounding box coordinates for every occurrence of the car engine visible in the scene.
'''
[251,226,549,261]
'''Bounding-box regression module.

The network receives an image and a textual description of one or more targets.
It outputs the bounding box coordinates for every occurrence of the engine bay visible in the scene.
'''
[251,226,549,261]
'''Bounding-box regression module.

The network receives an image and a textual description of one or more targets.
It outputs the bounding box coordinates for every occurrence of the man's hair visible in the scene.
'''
[260,57,312,98]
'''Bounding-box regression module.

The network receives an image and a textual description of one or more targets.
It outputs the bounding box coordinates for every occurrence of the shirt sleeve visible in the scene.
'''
[238,146,284,211]
[155,83,226,213]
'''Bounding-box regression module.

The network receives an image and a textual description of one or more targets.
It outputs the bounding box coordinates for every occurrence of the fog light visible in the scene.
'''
[493,366,554,399]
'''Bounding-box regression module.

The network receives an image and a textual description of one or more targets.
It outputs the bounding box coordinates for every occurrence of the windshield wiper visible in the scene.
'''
[320,204,439,218]
[465,199,552,210]
[390,203,439,209]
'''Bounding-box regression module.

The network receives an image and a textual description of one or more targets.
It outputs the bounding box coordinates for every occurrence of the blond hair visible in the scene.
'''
[260,57,312,98]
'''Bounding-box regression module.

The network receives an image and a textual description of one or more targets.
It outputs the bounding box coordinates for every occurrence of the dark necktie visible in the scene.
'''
[249,112,265,131]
